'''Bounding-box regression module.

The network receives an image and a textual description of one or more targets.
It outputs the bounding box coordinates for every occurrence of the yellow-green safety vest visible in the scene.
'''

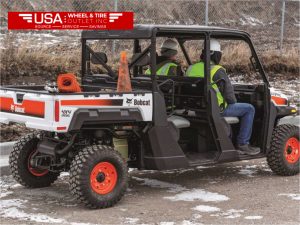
[145,62,177,76]
[186,62,227,110]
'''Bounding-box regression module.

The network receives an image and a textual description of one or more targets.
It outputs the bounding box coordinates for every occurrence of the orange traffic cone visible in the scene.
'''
[117,51,132,92]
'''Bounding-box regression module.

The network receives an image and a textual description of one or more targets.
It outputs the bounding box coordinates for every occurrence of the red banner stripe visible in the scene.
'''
[8,12,133,30]
[0,97,45,118]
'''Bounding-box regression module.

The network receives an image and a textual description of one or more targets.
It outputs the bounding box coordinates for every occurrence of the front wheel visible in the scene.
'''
[267,124,299,176]
[69,145,128,209]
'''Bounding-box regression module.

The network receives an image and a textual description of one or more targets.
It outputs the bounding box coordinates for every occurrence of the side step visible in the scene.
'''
[186,152,217,166]
[186,150,265,167]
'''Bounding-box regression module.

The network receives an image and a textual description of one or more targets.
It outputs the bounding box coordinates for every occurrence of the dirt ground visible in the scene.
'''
[0,159,299,225]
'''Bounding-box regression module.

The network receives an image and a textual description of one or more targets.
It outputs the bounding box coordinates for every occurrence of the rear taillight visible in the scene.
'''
[55,100,60,122]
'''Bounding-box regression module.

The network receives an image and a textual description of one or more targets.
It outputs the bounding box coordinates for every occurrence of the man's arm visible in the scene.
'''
[213,69,237,104]
[168,66,177,76]
[168,65,183,76]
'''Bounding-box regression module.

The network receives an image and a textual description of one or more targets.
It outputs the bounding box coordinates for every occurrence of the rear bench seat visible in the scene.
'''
[223,117,239,124]
[174,109,239,125]
[167,115,190,128]
[167,115,190,141]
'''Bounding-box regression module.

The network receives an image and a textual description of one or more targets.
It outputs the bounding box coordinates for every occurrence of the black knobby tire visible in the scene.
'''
[69,145,128,209]
[9,132,60,187]
[267,124,300,176]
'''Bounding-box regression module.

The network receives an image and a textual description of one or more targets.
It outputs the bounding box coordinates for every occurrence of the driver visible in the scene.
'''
[186,39,260,156]
[145,39,182,76]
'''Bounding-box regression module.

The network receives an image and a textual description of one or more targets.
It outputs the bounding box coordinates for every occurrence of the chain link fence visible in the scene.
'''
[0,0,299,52]
[0,0,299,88]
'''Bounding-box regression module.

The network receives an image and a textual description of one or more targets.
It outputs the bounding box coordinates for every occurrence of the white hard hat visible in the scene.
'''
[210,39,221,52]
[161,39,178,51]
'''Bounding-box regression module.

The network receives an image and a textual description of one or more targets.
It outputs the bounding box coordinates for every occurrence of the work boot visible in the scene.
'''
[237,144,260,156]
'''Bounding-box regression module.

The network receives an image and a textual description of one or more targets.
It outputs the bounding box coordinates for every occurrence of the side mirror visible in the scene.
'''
[91,52,108,64]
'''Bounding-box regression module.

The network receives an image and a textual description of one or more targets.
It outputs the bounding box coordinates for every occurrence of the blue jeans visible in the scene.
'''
[221,103,255,145]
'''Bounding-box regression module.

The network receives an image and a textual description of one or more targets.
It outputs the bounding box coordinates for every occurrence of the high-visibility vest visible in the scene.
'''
[145,62,177,76]
[186,62,227,110]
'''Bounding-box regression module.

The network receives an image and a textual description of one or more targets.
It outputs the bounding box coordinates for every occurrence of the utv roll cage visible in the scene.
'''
[81,25,272,138]
[81,24,270,87]
[80,25,279,159]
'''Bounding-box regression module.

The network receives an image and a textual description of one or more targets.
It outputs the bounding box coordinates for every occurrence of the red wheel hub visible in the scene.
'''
[90,162,117,195]
[27,151,49,177]
[284,137,300,164]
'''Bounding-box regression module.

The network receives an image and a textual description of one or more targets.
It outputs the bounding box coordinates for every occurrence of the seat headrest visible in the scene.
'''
[131,53,150,66]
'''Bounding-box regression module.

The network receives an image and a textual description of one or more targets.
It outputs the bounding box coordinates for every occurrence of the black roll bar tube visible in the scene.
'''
[150,29,158,92]
[177,39,192,66]
[247,38,270,86]
[133,39,140,76]
[204,33,211,103]
[81,39,87,79]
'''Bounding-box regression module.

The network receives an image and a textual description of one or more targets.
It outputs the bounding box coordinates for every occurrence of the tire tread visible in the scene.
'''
[267,124,299,176]
[69,145,128,209]
[9,132,59,188]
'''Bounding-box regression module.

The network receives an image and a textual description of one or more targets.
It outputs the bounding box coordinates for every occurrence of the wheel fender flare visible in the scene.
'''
[68,108,144,131]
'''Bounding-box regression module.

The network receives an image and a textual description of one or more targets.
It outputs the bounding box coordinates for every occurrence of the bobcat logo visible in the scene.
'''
[126,98,133,105]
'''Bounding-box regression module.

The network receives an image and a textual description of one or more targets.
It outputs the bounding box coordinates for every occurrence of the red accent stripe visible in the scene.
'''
[61,99,118,106]
[55,100,60,122]
[0,97,45,118]
[57,126,67,130]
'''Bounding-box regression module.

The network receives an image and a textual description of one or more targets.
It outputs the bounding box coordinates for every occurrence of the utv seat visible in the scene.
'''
[174,109,239,125]
[223,117,239,124]
[92,74,111,78]
[173,109,196,117]
[167,115,190,128]
[167,115,190,141]
[134,76,151,81]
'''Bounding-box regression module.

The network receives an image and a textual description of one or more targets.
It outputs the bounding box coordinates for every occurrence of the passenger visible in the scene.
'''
[145,39,182,76]
[186,39,260,155]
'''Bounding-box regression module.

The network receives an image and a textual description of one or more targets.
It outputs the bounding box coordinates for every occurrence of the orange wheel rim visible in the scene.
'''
[90,162,118,195]
[27,151,49,177]
[284,137,299,164]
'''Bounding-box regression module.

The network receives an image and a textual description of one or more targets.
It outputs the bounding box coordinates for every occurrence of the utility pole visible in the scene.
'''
[112,0,118,56]
[205,0,209,26]
[114,0,118,12]
[280,0,286,54]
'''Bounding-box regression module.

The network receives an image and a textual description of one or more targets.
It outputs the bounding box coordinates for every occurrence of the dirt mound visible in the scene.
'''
[0,123,32,142]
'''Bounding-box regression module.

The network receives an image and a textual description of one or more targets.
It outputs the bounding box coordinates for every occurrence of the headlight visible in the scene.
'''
[271,95,288,106]
[270,88,288,106]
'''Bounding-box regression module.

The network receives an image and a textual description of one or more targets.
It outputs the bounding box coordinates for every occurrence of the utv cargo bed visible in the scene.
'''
[0,85,153,132]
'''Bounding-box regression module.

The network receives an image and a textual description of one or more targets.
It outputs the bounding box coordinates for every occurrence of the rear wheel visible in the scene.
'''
[69,145,128,209]
[9,132,60,187]
[267,124,299,176]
